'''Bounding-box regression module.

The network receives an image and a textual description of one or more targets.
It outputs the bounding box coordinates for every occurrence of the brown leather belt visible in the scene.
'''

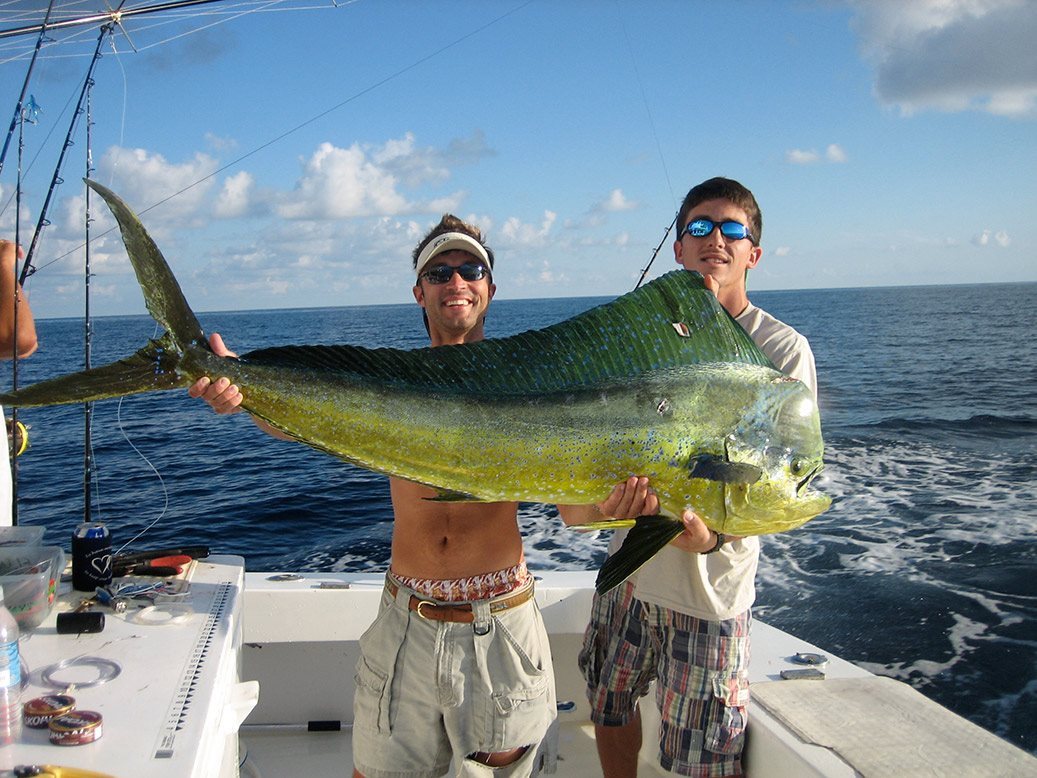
[385,578,534,624]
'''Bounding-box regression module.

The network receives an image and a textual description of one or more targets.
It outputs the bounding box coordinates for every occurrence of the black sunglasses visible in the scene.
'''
[420,262,491,284]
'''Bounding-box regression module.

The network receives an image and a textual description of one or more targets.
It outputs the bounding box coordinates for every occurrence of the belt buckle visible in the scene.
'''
[415,599,436,620]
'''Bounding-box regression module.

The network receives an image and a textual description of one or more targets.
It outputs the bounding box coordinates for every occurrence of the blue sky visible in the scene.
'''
[1,0,1035,319]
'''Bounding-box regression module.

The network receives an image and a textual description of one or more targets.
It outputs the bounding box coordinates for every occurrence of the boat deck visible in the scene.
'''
[241,716,670,777]
[238,571,870,777]
[239,570,1037,777]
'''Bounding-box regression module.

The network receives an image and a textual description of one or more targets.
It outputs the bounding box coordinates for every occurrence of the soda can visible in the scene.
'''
[71,523,112,592]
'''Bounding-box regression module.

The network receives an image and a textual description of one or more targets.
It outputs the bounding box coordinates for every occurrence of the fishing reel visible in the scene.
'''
[6,416,28,457]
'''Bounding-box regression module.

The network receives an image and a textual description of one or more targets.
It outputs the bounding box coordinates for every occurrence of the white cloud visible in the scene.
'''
[773,246,792,257]
[277,134,482,220]
[372,130,493,188]
[279,141,409,219]
[850,0,1037,117]
[537,260,569,285]
[826,144,848,163]
[594,189,637,213]
[426,193,467,214]
[214,171,254,218]
[204,132,237,152]
[786,145,847,165]
[786,149,820,164]
[972,229,1011,247]
[500,211,557,246]
[97,146,218,224]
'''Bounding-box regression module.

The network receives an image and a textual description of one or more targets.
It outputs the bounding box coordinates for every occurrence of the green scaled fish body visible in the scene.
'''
[3,182,831,593]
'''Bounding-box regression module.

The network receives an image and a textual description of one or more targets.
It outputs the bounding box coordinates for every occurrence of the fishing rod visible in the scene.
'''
[84,83,96,523]
[0,0,228,41]
[0,0,56,177]
[635,211,678,289]
[9,91,30,524]
[18,22,114,287]
[6,19,115,524]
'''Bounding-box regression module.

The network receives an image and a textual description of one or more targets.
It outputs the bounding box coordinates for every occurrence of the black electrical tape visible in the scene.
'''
[56,611,105,634]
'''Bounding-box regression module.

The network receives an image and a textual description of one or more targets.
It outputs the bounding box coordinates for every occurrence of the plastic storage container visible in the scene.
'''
[0,546,65,631]
[0,525,45,547]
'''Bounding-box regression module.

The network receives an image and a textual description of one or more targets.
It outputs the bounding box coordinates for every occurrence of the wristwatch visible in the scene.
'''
[703,532,725,554]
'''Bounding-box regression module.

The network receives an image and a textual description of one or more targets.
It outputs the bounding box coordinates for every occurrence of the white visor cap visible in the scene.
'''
[415,232,491,276]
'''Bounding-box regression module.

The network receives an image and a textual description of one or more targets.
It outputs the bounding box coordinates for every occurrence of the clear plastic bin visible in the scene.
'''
[0,545,64,631]
[0,525,46,547]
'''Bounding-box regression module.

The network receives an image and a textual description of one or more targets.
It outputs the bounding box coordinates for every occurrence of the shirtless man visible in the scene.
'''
[190,216,554,778]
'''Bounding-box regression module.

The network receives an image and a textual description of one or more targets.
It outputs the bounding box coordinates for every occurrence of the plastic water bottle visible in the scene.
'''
[0,583,22,745]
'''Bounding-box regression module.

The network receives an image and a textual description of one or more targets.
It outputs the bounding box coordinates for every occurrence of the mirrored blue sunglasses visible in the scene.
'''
[420,262,491,284]
[683,218,754,242]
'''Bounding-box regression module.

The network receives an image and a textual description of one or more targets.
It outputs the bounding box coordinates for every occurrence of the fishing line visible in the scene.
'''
[104,28,130,189]
[24,0,535,275]
[118,0,348,53]
[102,319,171,555]
[108,392,170,557]
[618,15,677,289]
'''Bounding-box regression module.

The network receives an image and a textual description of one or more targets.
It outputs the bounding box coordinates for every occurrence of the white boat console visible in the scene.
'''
[2,556,254,778]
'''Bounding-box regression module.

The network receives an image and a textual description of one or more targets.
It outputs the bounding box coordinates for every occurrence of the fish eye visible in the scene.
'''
[790,457,809,477]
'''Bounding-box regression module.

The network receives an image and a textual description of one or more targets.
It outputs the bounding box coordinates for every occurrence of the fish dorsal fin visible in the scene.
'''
[241,270,773,394]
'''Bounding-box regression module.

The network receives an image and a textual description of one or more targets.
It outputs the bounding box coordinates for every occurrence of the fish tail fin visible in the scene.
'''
[594,515,685,595]
[0,181,206,408]
[86,179,206,351]
[0,333,189,407]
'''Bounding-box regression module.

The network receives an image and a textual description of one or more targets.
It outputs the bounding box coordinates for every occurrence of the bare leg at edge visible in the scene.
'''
[595,710,642,778]
[470,744,529,767]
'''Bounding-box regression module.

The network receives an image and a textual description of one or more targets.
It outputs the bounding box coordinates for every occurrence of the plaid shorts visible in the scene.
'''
[578,581,751,777]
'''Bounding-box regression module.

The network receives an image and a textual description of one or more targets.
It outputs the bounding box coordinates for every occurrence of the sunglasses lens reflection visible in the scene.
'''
[686,219,751,241]
[423,263,489,284]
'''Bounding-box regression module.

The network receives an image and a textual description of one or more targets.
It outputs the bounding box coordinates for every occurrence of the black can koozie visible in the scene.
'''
[71,522,112,592]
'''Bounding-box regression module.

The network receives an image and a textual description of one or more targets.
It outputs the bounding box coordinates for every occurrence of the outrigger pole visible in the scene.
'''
[0,0,56,177]
[18,22,115,287]
[0,0,228,41]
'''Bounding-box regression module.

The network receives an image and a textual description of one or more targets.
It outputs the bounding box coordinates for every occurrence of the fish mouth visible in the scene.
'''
[797,464,822,496]
[722,478,831,536]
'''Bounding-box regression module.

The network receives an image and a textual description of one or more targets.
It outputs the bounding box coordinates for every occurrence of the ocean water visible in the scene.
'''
[7,281,1036,756]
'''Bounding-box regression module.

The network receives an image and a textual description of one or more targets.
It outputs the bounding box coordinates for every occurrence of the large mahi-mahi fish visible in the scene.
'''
[2,182,831,592]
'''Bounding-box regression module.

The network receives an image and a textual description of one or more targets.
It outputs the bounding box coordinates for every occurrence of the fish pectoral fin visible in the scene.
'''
[688,454,763,484]
[594,515,685,594]
[423,489,485,502]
